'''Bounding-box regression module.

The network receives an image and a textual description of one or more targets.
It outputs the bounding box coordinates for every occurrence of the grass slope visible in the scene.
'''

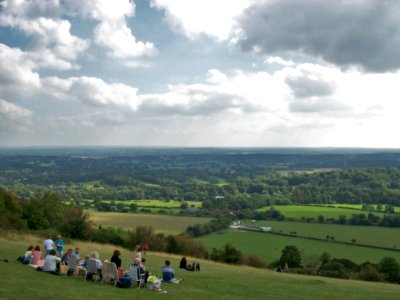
[89,211,210,235]
[1,233,400,300]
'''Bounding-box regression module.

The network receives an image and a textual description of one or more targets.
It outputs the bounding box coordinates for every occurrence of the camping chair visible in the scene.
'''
[101,262,119,287]
[127,264,145,290]
[65,256,78,278]
[85,259,101,283]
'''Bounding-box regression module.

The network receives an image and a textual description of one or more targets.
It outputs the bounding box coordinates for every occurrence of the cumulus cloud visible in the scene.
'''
[67,0,156,58]
[43,76,141,110]
[0,0,89,70]
[238,0,400,72]
[0,98,32,132]
[284,64,337,99]
[0,44,41,91]
[289,98,351,113]
[151,0,253,40]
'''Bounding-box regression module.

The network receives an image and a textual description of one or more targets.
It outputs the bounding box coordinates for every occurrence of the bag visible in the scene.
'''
[116,277,132,288]
[59,264,68,275]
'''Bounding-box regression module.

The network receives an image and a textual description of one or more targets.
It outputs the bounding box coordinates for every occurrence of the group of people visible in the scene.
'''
[19,234,81,275]
[19,236,187,293]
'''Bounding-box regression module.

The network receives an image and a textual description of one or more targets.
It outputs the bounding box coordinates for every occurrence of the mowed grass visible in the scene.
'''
[198,229,400,264]
[258,205,388,219]
[1,233,400,300]
[244,220,400,249]
[318,203,400,213]
[89,211,210,235]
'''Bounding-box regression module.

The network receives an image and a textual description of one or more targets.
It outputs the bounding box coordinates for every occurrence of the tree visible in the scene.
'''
[280,245,302,268]
[59,206,92,239]
[379,257,400,283]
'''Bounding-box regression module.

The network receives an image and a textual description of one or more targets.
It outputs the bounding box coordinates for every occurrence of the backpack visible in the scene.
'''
[117,276,132,288]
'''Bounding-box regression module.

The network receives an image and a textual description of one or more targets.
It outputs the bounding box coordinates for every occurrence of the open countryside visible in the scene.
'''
[198,229,400,264]
[90,211,210,235]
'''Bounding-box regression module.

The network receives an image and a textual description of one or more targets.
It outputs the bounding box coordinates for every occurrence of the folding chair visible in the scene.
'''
[101,262,119,287]
[85,259,101,282]
[64,256,78,278]
[127,264,145,290]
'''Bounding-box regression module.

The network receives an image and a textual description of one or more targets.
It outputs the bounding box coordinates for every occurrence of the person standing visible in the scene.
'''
[44,234,54,256]
[55,234,64,257]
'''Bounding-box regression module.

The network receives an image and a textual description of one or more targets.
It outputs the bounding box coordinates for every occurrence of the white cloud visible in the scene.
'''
[0,44,41,90]
[43,76,141,110]
[265,56,295,67]
[0,0,89,70]
[0,98,32,132]
[67,0,156,58]
[151,0,253,40]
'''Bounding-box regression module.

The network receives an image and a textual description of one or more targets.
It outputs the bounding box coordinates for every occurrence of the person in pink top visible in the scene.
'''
[32,245,44,266]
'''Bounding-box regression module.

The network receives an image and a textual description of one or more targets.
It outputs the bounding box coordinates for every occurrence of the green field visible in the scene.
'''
[258,205,388,219]
[242,220,400,249]
[198,229,400,264]
[318,203,400,213]
[1,233,400,300]
[89,211,210,235]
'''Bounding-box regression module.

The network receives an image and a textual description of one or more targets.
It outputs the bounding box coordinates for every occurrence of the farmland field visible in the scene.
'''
[2,233,400,300]
[318,203,400,213]
[258,205,388,219]
[242,220,400,249]
[89,211,210,235]
[198,229,400,264]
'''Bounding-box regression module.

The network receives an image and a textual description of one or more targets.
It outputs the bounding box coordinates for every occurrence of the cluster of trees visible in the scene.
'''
[274,245,400,284]
[186,217,232,237]
[0,187,91,238]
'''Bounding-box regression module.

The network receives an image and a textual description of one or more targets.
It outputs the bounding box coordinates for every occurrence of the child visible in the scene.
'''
[55,234,64,257]
[147,273,166,293]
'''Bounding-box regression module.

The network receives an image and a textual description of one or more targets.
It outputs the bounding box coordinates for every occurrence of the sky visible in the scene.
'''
[1,0,400,148]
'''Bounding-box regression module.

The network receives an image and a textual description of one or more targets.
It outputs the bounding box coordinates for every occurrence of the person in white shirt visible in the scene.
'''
[37,249,61,274]
[43,234,54,256]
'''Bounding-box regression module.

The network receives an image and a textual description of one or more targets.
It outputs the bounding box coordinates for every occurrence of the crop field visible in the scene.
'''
[2,233,400,300]
[258,205,388,219]
[241,220,400,249]
[198,229,400,264]
[89,211,210,235]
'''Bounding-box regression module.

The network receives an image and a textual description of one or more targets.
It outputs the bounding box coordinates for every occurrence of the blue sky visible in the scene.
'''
[1,0,400,147]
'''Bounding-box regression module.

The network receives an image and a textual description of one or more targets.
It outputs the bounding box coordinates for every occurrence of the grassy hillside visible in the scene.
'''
[243,220,400,249]
[1,233,400,300]
[89,211,210,235]
[198,229,400,264]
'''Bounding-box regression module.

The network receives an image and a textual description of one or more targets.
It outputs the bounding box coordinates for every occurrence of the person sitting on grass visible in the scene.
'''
[148,272,166,293]
[32,245,44,266]
[37,249,61,274]
[22,245,34,265]
[161,260,183,283]
[61,248,73,265]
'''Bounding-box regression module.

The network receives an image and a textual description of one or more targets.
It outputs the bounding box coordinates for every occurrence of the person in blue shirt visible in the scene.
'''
[161,260,183,283]
[54,234,64,257]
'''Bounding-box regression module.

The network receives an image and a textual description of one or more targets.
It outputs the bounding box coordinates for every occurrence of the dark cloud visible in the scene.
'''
[289,98,351,113]
[238,0,400,72]
[286,74,336,99]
